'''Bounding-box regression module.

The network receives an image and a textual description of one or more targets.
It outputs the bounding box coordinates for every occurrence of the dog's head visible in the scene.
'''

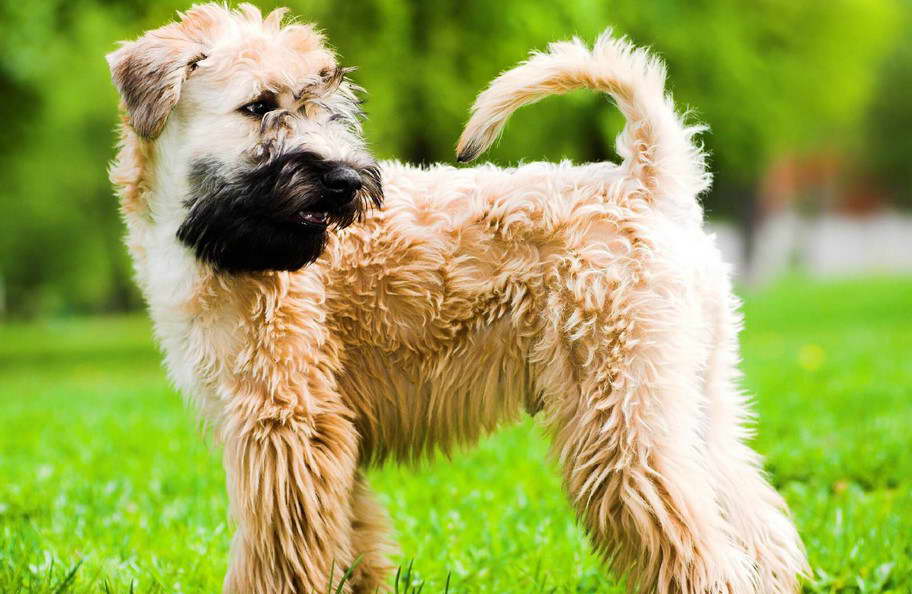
[107,4,382,272]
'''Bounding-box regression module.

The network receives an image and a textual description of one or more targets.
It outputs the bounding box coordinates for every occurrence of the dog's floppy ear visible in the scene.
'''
[107,16,212,139]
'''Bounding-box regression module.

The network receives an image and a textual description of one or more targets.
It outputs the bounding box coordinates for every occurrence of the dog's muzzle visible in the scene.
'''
[296,165,364,226]
[177,152,383,273]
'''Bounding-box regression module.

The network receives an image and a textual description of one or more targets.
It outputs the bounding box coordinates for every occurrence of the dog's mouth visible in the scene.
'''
[287,202,358,229]
[294,209,329,227]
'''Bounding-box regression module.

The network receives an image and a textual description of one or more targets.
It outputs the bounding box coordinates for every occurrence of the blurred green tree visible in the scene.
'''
[0,0,903,317]
[863,6,912,208]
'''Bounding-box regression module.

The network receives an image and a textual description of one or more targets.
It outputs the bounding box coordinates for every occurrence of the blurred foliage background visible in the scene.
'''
[1,4,911,590]
[0,0,909,317]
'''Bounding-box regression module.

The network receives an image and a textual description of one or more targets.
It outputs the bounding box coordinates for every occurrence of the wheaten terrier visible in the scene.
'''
[107,4,808,593]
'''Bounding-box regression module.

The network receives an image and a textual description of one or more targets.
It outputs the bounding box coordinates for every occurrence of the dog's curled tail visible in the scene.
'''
[456,30,710,209]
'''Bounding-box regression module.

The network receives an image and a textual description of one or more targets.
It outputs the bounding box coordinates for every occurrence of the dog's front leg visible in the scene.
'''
[220,379,359,594]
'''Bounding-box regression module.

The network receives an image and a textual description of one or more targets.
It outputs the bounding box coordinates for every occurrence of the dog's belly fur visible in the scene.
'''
[337,318,533,464]
[324,159,687,464]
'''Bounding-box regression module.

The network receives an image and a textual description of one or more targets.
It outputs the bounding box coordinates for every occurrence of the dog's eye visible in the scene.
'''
[240,101,277,118]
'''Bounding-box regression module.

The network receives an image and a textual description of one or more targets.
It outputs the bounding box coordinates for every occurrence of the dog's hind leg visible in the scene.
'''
[537,263,760,593]
[349,473,398,593]
[698,259,808,593]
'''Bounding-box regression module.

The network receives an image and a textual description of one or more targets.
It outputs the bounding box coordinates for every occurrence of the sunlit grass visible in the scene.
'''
[1,277,910,592]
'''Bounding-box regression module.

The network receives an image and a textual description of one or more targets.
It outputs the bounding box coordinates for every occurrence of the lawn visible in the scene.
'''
[1,277,910,593]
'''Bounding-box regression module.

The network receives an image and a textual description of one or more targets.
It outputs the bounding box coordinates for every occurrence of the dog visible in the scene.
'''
[107,4,808,593]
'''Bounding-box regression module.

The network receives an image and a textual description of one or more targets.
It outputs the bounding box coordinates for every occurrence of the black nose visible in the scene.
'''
[322,166,362,202]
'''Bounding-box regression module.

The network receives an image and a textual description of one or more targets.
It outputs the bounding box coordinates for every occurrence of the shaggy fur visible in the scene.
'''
[107,4,808,593]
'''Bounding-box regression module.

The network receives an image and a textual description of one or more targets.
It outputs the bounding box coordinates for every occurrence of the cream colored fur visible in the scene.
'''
[108,5,808,593]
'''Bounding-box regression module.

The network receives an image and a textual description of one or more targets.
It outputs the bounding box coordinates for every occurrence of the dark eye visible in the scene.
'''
[240,101,277,118]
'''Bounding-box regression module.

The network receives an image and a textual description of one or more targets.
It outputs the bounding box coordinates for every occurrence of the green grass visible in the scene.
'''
[1,277,910,593]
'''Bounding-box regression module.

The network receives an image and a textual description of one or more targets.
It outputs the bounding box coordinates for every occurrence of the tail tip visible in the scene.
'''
[455,139,483,163]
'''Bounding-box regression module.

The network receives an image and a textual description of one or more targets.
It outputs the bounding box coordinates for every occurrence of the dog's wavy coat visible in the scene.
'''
[108,5,807,593]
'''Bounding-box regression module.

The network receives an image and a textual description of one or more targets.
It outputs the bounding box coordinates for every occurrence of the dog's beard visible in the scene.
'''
[177,151,382,272]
